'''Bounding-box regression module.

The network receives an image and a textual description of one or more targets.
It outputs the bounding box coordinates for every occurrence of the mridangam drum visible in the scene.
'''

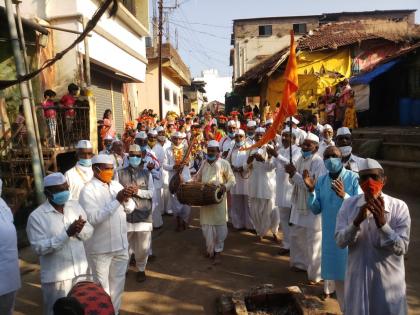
[176,182,224,206]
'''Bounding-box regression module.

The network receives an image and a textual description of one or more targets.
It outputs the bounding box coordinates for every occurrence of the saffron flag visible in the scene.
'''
[242,30,298,151]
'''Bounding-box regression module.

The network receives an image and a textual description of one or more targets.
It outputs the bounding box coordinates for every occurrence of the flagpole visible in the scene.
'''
[289,115,292,164]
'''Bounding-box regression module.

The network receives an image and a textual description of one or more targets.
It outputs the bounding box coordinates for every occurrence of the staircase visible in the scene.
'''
[352,127,420,195]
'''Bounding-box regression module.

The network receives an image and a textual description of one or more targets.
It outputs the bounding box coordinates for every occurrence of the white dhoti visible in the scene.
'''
[152,188,163,228]
[289,225,322,283]
[41,279,73,315]
[0,291,16,315]
[201,224,228,255]
[270,206,280,234]
[249,198,273,237]
[88,249,128,313]
[230,194,253,230]
[324,280,345,312]
[127,231,151,272]
[279,206,291,249]
[170,194,191,223]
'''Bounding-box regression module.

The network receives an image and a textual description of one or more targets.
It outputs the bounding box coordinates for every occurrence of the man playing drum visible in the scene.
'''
[193,140,236,264]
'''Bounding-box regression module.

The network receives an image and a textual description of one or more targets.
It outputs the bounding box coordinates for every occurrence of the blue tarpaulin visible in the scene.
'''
[350,60,400,85]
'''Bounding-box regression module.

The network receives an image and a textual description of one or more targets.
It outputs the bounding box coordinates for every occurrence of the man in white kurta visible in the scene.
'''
[0,179,21,315]
[219,120,237,156]
[163,132,192,231]
[268,129,301,254]
[118,145,155,283]
[336,127,365,173]
[286,133,326,283]
[244,128,277,240]
[335,158,410,315]
[65,140,94,201]
[156,126,172,214]
[318,124,335,158]
[149,129,166,217]
[79,155,136,314]
[226,129,253,230]
[27,173,93,315]
[245,120,256,146]
[194,140,235,264]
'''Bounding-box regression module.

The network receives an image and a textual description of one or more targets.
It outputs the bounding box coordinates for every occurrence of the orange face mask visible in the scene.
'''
[97,169,114,183]
[361,178,383,198]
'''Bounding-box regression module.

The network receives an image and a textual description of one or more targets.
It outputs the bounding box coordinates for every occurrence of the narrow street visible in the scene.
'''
[14,192,420,315]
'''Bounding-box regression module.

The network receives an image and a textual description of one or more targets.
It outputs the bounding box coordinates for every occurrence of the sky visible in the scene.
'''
[157,0,420,78]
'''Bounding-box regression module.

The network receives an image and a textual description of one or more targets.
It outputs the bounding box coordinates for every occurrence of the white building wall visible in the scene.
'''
[162,75,182,117]
[194,69,232,105]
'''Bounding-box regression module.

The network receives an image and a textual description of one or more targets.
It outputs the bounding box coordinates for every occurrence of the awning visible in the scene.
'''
[350,60,400,85]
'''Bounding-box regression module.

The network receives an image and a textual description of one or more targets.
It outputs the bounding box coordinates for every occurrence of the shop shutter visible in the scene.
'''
[111,80,124,136]
[91,71,112,122]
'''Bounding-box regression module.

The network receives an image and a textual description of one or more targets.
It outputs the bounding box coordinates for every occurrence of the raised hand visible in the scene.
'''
[303,169,315,192]
[368,196,386,228]
[285,163,296,177]
[331,178,345,199]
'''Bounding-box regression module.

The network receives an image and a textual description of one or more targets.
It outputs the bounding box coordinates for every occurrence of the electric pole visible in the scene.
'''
[158,0,163,120]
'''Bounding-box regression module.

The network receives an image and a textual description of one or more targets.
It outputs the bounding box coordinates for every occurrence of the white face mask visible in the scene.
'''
[339,145,352,157]
[158,135,166,142]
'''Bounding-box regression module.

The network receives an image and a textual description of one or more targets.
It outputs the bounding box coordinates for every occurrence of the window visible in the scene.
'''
[293,23,307,34]
[164,87,170,102]
[122,0,136,16]
[258,25,272,36]
[173,92,178,106]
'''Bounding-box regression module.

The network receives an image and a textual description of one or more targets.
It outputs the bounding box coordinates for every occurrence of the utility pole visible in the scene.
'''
[158,0,163,120]
[14,0,45,176]
[5,0,44,203]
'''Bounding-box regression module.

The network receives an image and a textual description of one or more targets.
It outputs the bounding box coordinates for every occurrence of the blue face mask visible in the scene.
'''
[106,144,112,151]
[140,145,147,152]
[129,156,142,168]
[247,132,255,138]
[301,150,313,159]
[324,157,343,174]
[207,154,217,162]
[228,132,235,138]
[78,158,92,167]
[50,190,70,205]
[236,141,245,147]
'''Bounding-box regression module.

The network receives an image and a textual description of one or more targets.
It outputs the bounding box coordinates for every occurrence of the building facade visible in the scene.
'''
[193,69,232,105]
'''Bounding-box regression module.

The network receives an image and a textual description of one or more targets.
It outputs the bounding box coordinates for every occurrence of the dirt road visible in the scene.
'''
[14,192,420,315]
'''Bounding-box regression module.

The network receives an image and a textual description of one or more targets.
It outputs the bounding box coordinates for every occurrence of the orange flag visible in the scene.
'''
[242,30,298,151]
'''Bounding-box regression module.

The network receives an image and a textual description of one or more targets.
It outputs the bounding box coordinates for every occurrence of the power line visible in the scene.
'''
[169,20,230,40]
[169,18,231,29]
[176,33,228,64]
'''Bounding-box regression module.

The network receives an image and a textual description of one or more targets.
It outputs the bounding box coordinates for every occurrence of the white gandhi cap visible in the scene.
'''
[92,154,114,165]
[155,126,164,132]
[135,131,147,139]
[235,129,245,136]
[247,120,257,128]
[148,130,158,136]
[286,116,300,125]
[44,172,67,187]
[305,132,319,144]
[207,140,219,148]
[337,127,351,136]
[359,158,383,171]
[256,127,266,133]
[129,144,141,152]
[227,120,236,127]
[323,124,333,131]
[76,140,92,149]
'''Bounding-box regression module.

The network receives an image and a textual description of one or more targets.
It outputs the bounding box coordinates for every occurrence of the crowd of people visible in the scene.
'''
[0,104,411,315]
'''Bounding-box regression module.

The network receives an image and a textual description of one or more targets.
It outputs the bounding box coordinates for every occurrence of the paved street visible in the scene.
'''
[14,191,420,315]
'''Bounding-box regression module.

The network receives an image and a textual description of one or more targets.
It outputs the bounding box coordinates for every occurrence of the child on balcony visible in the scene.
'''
[60,83,79,134]
[42,89,58,147]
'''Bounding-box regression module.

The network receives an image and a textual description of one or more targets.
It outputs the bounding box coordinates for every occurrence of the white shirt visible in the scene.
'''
[227,143,250,195]
[290,153,326,230]
[335,193,410,315]
[79,178,135,255]
[150,143,166,189]
[125,171,155,233]
[219,136,234,154]
[26,200,93,283]
[0,198,21,295]
[318,139,335,158]
[273,145,301,208]
[343,154,365,173]
[163,146,191,182]
[65,163,94,200]
[243,146,276,200]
